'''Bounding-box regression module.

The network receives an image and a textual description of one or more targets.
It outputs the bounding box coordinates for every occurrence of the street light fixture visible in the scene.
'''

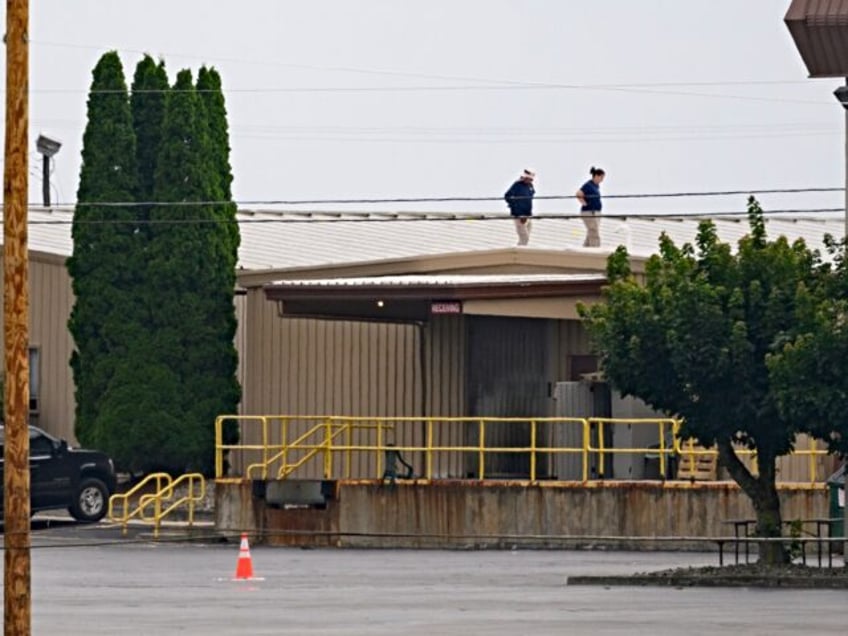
[35,133,61,208]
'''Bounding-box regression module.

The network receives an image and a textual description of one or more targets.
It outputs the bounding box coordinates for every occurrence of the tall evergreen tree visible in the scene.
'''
[99,69,240,473]
[67,51,140,449]
[196,66,239,260]
[197,66,241,454]
[130,55,169,207]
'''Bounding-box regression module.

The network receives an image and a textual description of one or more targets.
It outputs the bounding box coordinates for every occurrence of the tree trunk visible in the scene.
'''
[751,451,788,565]
[716,439,788,565]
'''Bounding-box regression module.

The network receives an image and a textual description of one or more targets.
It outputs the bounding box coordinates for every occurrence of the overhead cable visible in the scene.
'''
[19,208,847,226]
[27,186,844,209]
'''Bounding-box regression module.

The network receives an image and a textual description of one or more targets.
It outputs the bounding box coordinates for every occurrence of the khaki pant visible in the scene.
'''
[514,217,531,245]
[581,212,601,247]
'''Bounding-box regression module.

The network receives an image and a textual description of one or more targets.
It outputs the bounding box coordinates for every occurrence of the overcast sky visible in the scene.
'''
[0,0,844,216]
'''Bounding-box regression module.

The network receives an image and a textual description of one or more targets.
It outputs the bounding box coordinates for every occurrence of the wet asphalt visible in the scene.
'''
[0,517,843,635]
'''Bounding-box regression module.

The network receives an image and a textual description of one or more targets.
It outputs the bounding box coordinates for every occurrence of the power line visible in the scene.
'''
[32,119,838,133]
[233,122,837,134]
[12,83,820,93]
[30,117,842,145]
[16,83,830,101]
[7,527,848,550]
[30,39,809,89]
[234,131,839,145]
[28,39,832,107]
[18,208,848,226]
[15,83,832,107]
[33,186,844,209]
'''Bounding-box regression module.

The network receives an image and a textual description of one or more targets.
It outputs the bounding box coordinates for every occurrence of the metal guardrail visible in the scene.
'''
[108,472,206,539]
[240,419,393,480]
[215,415,830,485]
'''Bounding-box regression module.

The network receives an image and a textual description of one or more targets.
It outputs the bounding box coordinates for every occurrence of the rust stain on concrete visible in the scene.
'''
[215,479,829,549]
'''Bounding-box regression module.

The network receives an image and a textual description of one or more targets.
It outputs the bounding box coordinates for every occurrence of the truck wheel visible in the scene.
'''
[69,477,108,522]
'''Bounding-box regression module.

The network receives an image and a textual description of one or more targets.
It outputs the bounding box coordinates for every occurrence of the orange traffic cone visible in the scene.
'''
[233,533,256,580]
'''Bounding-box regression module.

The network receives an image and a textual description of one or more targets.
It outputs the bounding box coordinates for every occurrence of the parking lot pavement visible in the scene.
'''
[22,512,217,544]
[0,529,842,636]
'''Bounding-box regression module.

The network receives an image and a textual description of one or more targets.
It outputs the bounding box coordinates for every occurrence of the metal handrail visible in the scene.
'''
[108,472,206,539]
[138,473,206,539]
[276,420,338,480]
[215,416,830,485]
[108,472,172,535]
[235,419,396,480]
[247,419,329,479]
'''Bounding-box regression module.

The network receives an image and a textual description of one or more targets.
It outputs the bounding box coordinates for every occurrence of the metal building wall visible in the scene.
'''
[240,289,424,479]
[552,381,613,480]
[761,434,830,484]
[552,316,827,483]
[0,253,76,442]
[422,315,466,477]
[554,319,595,380]
[234,292,247,409]
[466,316,552,477]
[552,382,594,480]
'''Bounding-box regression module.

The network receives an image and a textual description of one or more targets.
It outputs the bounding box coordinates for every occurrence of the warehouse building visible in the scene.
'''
[4,205,838,481]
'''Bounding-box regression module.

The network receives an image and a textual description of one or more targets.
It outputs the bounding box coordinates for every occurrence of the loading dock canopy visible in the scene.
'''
[264,274,606,321]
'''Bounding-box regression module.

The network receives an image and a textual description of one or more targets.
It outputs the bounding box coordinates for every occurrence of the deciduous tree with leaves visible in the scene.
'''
[580,197,842,564]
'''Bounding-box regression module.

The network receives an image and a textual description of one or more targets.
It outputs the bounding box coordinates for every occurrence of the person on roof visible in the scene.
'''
[504,169,536,246]
[576,166,605,248]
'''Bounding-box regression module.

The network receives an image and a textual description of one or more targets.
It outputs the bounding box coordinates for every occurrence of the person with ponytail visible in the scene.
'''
[575,166,605,247]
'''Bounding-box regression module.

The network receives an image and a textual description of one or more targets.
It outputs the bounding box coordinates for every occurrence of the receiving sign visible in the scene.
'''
[431,301,462,315]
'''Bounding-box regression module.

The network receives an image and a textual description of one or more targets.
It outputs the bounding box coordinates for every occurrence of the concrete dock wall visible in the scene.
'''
[215,480,829,550]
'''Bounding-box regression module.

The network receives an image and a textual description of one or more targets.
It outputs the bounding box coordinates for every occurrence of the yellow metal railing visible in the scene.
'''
[215,415,830,485]
[108,472,206,539]
[108,472,172,533]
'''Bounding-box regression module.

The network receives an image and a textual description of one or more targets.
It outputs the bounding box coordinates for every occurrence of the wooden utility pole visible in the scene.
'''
[3,0,30,634]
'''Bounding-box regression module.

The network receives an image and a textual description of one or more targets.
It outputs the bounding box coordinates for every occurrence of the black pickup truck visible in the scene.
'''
[0,425,117,522]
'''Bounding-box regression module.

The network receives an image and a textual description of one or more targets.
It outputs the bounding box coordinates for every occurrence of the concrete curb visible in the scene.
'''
[567,575,848,589]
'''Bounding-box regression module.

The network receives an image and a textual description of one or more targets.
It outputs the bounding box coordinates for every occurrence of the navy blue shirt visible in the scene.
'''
[580,180,602,212]
[504,180,535,217]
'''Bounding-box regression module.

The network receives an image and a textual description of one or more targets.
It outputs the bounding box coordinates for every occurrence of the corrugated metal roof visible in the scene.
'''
[269,273,606,288]
[786,0,848,78]
[237,210,844,270]
[3,207,844,271]
[0,207,75,257]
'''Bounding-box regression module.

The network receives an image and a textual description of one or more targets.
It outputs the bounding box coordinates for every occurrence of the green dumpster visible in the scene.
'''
[827,464,845,539]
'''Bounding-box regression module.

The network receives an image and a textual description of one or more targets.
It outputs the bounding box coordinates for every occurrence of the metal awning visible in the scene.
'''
[786,0,848,78]
[264,274,606,322]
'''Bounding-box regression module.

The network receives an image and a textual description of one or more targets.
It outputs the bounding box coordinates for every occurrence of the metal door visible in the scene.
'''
[553,381,612,479]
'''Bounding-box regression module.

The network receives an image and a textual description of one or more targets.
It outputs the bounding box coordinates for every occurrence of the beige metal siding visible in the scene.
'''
[0,253,76,442]
[423,315,465,477]
[555,319,594,381]
[240,289,423,479]
[30,257,76,442]
[237,294,471,480]
[234,292,247,410]
[775,434,831,483]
